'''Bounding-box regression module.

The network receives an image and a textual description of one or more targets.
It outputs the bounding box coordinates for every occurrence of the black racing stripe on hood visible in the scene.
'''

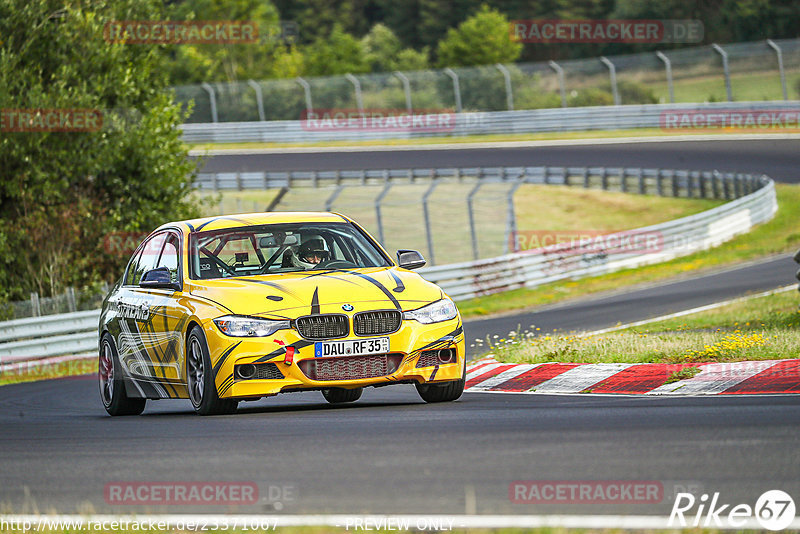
[310,287,320,315]
[253,339,315,364]
[389,271,405,293]
[301,272,364,286]
[302,269,401,310]
[238,279,304,303]
[213,341,242,380]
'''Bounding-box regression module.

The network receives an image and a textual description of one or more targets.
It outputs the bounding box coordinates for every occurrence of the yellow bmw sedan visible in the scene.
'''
[98,212,465,415]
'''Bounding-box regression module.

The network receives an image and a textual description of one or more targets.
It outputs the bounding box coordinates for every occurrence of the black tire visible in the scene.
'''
[99,334,146,416]
[415,358,466,403]
[321,387,363,404]
[187,326,238,416]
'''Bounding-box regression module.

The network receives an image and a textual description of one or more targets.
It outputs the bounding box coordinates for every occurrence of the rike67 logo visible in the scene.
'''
[669,489,796,530]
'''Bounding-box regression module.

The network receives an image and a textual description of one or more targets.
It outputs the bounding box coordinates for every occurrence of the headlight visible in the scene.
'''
[403,298,458,324]
[213,315,290,337]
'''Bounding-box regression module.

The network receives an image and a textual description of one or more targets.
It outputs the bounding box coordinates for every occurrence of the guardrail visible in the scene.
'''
[418,174,776,300]
[0,165,777,365]
[0,310,99,365]
[182,101,800,144]
[794,248,800,291]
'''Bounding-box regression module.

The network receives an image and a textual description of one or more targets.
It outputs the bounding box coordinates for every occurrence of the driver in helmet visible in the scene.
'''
[292,237,330,270]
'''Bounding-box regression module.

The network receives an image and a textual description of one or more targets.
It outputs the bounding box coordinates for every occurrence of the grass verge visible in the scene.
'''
[482,287,800,365]
[186,128,799,152]
[458,183,800,319]
[0,358,94,386]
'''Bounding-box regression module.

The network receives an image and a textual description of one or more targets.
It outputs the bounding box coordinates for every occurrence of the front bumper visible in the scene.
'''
[201,316,465,399]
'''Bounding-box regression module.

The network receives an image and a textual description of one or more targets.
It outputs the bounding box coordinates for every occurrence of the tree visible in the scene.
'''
[302,24,369,76]
[0,0,199,302]
[362,23,430,72]
[436,4,522,67]
[165,0,286,84]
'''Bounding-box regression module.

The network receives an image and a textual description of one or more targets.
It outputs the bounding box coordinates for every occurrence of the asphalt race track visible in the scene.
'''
[2,378,800,515]
[1,138,799,517]
[196,138,800,183]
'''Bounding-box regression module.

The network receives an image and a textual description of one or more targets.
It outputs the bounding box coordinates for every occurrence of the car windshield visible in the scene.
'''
[189,222,391,280]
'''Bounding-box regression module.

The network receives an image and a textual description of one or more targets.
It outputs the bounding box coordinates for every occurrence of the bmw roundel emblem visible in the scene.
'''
[342,304,354,312]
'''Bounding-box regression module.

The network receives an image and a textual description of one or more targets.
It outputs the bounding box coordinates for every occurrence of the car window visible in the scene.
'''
[123,247,143,286]
[156,233,180,284]
[131,233,166,286]
[190,222,390,280]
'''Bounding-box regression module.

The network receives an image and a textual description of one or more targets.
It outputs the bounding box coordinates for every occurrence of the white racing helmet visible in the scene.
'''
[290,237,330,270]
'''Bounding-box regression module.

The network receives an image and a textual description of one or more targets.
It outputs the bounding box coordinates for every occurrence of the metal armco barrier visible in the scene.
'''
[418,174,776,300]
[794,248,800,291]
[182,101,800,144]
[0,310,99,365]
[0,167,777,364]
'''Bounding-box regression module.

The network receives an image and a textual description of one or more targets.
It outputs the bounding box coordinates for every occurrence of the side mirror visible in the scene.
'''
[140,267,181,291]
[397,249,426,270]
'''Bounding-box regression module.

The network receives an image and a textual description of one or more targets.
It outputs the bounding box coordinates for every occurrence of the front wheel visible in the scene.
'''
[99,334,146,416]
[321,387,363,404]
[187,326,238,416]
[416,359,465,403]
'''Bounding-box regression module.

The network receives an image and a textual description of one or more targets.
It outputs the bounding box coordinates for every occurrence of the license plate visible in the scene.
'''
[314,337,389,358]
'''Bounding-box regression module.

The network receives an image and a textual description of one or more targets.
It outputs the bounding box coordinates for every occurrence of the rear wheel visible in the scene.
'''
[416,358,466,403]
[99,334,146,416]
[321,387,363,404]
[187,326,238,416]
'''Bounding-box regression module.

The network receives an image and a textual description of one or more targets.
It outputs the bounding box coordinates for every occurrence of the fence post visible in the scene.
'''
[247,80,266,121]
[30,292,40,317]
[295,77,313,114]
[504,180,523,254]
[375,178,393,245]
[325,185,345,211]
[444,68,462,113]
[599,57,620,106]
[421,178,439,265]
[766,39,788,101]
[265,187,289,212]
[655,51,675,103]
[495,64,514,111]
[711,44,733,102]
[67,287,77,313]
[671,170,679,197]
[467,181,483,260]
[345,73,364,113]
[393,71,413,113]
[548,61,567,108]
[656,169,663,196]
[200,82,218,123]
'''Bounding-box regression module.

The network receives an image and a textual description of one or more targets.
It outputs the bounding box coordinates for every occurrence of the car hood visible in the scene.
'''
[188,267,446,318]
